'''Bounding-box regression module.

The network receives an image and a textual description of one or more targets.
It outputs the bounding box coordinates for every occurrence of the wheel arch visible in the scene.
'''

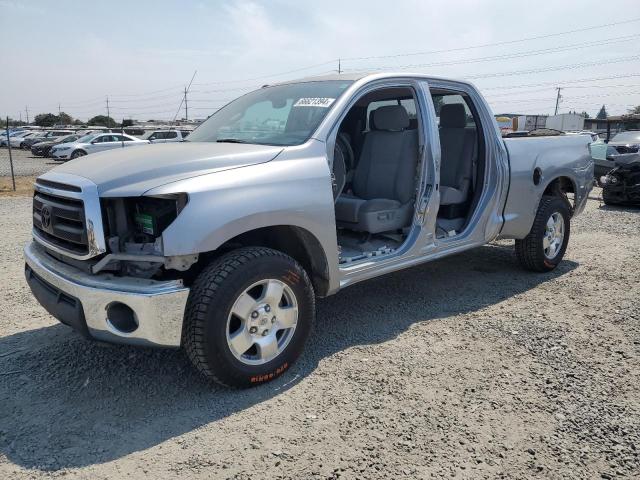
[198,225,330,297]
[541,175,577,215]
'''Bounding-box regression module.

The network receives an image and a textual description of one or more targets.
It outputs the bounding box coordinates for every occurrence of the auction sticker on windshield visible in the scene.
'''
[294,97,336,107]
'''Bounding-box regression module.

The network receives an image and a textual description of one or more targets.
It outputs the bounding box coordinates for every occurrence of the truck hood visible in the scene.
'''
[50,142,283,196]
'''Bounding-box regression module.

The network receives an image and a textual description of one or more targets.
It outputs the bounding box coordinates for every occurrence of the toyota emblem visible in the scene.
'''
[41,205,52,230]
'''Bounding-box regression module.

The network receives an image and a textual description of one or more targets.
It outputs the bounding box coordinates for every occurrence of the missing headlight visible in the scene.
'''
[127,193,187,240]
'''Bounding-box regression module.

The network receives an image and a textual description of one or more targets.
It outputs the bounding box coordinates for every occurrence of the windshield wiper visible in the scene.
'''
[216,138,249,144]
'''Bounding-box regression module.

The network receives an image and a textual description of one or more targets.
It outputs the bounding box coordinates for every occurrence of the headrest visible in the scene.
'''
[440,103,467,128]
[372,105,410,131]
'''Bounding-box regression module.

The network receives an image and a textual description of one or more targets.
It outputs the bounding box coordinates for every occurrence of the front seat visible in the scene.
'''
[335,105,418,234]
[438,103,477,214]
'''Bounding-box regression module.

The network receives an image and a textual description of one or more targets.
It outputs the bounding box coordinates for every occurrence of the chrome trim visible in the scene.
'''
[32,172,107,260]
[25,241,189,347]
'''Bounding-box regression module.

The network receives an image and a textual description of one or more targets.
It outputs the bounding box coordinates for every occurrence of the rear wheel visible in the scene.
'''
[515,195,570,272]
[183,247,314,388]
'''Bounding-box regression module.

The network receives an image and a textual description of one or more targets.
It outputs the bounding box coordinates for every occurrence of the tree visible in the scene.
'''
[627,105,640,115]
[34,113,59,127]
[121,118,134,127]
[580,111,590,119]
[596,105,608,120]
[87,115,117,127]
[57,112,74,125]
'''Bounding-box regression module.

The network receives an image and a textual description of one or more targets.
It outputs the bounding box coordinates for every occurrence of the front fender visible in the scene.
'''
[148,143,341,293]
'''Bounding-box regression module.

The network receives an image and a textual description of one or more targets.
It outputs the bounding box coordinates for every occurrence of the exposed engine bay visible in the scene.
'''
[96,194,198,278]
[601,153,640,206]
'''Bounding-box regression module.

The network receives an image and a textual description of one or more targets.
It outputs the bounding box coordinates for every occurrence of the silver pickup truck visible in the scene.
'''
[25,73,594,387]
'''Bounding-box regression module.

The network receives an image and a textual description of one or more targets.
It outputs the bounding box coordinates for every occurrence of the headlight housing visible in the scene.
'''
[102,193,188,246]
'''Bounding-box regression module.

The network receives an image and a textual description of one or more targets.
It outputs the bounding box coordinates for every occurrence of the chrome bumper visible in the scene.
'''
[24,242,189,347]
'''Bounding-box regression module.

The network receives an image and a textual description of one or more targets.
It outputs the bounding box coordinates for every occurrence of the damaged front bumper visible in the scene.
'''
[24,241,190,347]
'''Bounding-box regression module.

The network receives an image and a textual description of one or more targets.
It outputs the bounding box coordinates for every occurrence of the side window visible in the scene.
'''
[431,93,476,128]
[165,131,178,139]
[93,136,105,143]
[366,98,418,130]
[180,131,190,138]
[148,133,158,140]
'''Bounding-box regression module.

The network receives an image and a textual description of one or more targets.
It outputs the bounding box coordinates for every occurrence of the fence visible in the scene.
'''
[2,120,61,194]
[1,120,16,191]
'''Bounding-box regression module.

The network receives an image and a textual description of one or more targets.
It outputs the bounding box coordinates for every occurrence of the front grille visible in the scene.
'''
[33,191,88,255]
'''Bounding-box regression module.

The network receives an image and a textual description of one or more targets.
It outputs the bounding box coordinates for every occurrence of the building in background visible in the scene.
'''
[512,115,548,131]
[545,113,585,132]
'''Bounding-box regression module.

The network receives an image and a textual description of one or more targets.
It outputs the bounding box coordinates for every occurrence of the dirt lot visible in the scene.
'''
[0,148,63,178]
[0,190,638,479]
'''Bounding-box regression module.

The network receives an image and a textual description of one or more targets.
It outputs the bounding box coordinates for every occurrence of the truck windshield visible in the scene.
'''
[187,80,353,146]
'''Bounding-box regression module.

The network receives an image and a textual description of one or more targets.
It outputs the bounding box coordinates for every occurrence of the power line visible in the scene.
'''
[344,34,640,73]
[464,54,640,80]
[478,73,640,90]
[172,71,197,124]
[554,88,562,115]
[341,17,640,62]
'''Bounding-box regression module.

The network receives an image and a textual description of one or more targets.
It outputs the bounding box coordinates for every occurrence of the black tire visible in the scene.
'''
[183,247,315,388]
[515,195,571,272]
[602,188,619,206]
[70,150,86,159]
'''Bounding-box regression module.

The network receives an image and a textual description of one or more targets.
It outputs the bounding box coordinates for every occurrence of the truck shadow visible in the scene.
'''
[0,243,577,471]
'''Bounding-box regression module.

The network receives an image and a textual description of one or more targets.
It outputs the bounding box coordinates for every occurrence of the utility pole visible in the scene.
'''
[25,106,29,124]
[106,96,110,125]
[338,58,342,74]
[554,87,562,115]
[184,86,188,121]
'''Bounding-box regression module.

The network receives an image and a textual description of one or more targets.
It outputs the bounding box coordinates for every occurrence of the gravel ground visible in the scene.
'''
[0,191,638,479]
[0,148,64,177]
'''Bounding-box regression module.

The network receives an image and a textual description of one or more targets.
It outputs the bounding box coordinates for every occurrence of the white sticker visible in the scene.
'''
[294,97,336,108]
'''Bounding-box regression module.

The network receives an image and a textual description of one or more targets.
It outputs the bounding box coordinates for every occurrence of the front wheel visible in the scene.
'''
[183,247,315,388]
[515,195,571,272]
[70,150,86,159]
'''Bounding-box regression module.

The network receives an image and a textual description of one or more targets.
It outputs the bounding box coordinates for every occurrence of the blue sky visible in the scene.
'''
[1,0,639,121]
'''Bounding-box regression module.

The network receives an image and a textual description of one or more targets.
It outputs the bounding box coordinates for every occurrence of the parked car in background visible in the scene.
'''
[145,130,191,143]
[0,130,27,147]
[50,133,150,160]
[600,153,640,205]
[590,131,640,180]
[566,131,599,142]
[9,131,43,149]
[22,130,74,149]
[31,134,82,157]
[607,131,640,155]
